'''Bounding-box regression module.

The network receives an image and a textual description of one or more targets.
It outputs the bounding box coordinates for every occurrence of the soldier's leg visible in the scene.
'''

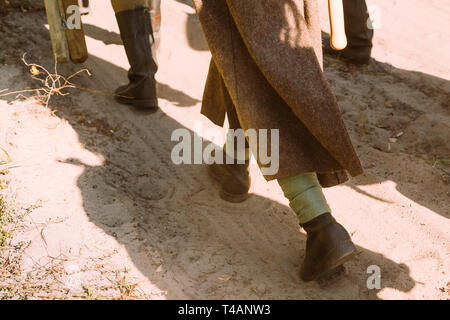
[343,0,373,56]
[207,72,252,203]
[217,105,355,284]
[220,87,355,285]
[210,104,356,285]
[277,172,356,284]
[112,0,159,110]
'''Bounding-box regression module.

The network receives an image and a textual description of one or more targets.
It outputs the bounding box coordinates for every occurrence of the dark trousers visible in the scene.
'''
[343,0,373,49]
[111,0,161,32]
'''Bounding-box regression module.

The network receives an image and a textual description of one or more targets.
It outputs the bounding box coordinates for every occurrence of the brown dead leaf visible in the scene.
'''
[77,116,86,124]
[30,65,40,76]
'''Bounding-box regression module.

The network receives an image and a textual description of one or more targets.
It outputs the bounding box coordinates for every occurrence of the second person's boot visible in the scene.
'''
[114,6,158,110]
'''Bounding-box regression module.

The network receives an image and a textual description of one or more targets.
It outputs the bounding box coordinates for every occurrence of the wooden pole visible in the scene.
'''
[328,0,348,50]
[60,0,89,63]
[44,0,70,63]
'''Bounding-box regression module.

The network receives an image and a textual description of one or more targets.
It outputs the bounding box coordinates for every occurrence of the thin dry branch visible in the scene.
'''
[0,53,91,107]
[0,54,133,105]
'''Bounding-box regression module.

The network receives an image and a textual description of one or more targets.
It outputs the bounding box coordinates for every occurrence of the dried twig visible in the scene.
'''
[0,53,133,105]
[0,53,91,107]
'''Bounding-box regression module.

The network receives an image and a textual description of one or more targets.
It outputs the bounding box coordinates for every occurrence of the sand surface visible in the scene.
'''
[0,0,448,299]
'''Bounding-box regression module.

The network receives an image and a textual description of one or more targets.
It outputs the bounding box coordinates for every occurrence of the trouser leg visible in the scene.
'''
[112,0,161,49]
[343,0,373,50]
[111,0,149,13]
[224,102,250,159]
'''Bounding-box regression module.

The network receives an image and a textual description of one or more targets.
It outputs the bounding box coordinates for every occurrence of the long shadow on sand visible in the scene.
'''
[1,4,449,298]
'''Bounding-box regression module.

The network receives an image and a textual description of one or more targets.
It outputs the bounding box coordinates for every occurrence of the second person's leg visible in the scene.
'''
[209,92,252,203]
[323,0,373,65]
[214,108,357,283]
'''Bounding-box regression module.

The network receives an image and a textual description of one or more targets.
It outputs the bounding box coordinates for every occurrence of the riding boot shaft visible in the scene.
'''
[113,4,158,110]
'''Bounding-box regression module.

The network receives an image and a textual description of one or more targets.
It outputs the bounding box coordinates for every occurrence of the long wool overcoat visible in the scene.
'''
[192,0,364,187]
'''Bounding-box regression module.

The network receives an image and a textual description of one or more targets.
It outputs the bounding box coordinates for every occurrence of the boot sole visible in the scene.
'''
[315,249,356,288]
[208,165,250,203]
[323,240,357,271]
[115,96,159,112]
[316,265,347,287]
[324,50,371,66]
[302,240,357,284]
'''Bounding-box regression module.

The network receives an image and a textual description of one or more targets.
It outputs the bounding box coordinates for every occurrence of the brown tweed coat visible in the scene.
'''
[193,0,364,186]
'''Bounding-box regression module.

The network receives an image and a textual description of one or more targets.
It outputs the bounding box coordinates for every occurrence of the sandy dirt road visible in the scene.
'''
[0,0,448,299]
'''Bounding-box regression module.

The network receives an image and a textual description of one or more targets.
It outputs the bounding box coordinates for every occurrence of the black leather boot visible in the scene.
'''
[208,149,251,203]
[300,213,356,283]
[323,0,373,65]
[114,7,158,110]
